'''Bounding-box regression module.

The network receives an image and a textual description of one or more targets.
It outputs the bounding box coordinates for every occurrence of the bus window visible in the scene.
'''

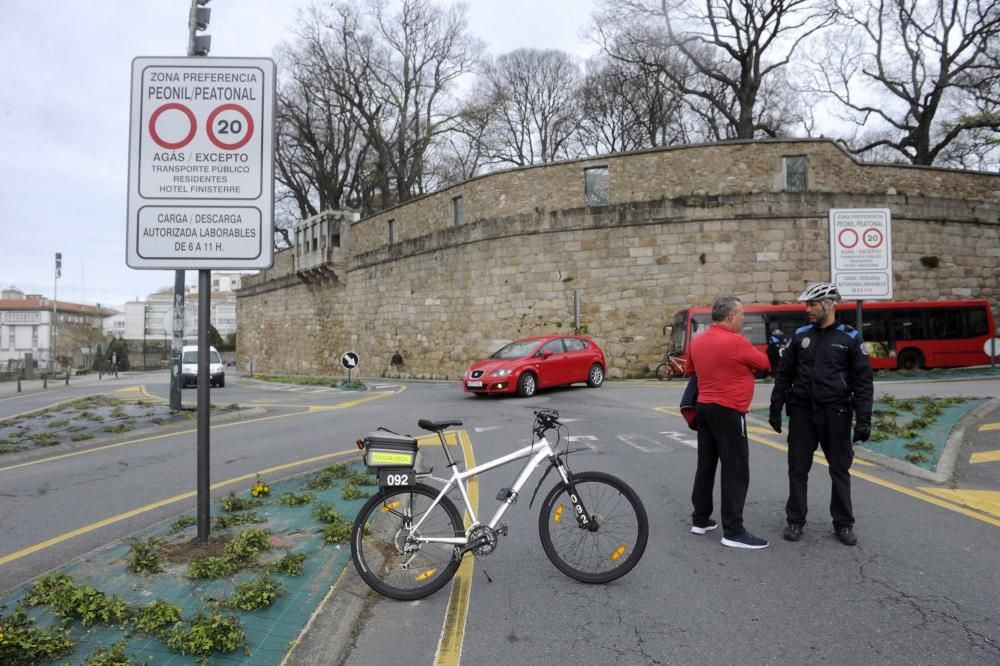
[893,311,926,340]
[769,312,807,337]
[742,314,767,345]
[966,308,989,337]
[927,309,964,339]
[669,311,687,352]
[861,313,891,359]
[691,314,713,341]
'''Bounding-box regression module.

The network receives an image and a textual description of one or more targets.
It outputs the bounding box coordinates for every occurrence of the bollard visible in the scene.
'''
[65,370,70,386]
[43,376,47,389]
[17,378,21,393]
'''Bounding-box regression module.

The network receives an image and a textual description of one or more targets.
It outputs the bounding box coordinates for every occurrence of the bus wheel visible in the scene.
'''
[897,350,924,371]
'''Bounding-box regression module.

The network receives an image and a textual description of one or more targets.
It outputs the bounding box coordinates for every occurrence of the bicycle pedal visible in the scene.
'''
[497,524,508,537]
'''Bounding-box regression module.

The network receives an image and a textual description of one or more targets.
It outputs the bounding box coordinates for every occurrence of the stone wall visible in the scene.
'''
[237,140,1000,379]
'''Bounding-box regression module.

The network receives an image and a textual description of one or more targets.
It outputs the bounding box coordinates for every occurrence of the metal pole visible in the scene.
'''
[197,269,211,543]
[855,300,863,334]
[575,289,581,333]
[52,267,57,374]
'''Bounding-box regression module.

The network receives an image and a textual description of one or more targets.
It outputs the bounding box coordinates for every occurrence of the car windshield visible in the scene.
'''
[183,351,221,363]
[490,340,540,360]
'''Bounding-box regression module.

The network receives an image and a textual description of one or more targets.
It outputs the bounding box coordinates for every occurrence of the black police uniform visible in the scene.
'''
[770,321,874,529]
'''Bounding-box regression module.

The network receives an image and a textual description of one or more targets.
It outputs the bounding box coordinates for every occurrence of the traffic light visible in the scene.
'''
[189,0,211,56]
[55,252,62,279]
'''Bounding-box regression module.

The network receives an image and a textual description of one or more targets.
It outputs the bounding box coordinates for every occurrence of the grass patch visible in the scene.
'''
[30,432,61,446]
[126,538,165,575]
[269,552,307,577]
[227,575,282,611]
[71,432,96,442]
[170,515,197,533]
[213,512,265,529]
[276,491,315,506]
[219,492,263,512]
[101,423,133,434]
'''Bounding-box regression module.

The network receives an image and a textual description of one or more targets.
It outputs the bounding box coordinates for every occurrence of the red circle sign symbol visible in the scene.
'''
[148,103,197,149]
[863,228,884,248]
[206,104,255,150]
[838,228,859,249]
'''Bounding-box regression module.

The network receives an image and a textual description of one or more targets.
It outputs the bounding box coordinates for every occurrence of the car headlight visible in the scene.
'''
[489,368,512,377]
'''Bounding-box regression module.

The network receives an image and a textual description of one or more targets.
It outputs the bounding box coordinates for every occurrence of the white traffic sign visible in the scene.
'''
[342,352,360,369]
[829,208,893,300]
[985,338,1000,358]
[161,307,198,336]
[127,57,275,269]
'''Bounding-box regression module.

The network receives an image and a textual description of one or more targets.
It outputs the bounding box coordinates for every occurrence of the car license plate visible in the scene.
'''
[378,469,415,487]
[467,381,483,388]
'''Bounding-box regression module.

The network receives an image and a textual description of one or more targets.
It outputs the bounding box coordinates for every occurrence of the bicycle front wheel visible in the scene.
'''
[654,363,671,381]
[538,471,648,584]
[351,483,465,600]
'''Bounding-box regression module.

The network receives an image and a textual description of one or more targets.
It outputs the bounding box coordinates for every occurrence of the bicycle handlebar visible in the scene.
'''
[533,409,561,437]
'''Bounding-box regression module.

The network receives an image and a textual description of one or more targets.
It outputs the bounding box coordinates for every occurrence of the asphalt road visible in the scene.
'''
[1,374,998,664]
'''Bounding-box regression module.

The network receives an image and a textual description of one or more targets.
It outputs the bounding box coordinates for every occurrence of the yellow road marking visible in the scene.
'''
[744,432,1000,526]
[979,423,1000,432]
[435,429,477,666]
[917,488,1000,519]
[971,450,1000,464]
[0,448,358,567]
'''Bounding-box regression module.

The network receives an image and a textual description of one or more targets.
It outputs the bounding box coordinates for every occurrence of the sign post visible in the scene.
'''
[128,56,275,543]
[829,208,893,332]
[342,351,360,383]
[985,337,1000,371]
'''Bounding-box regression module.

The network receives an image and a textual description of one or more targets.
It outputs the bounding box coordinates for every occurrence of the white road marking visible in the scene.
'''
[566,435,600,451]
[659,431,698,449]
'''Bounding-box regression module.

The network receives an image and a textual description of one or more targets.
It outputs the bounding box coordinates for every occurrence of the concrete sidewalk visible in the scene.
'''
[0,370,166,400]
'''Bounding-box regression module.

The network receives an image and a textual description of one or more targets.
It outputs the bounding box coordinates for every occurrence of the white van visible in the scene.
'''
[181,345,226,388]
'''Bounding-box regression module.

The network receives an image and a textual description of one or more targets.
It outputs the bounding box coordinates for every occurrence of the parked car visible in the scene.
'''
[463,334,606,398]
[181,345,226,388]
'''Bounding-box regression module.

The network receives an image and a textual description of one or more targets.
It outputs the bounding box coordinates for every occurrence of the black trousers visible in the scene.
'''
[785,403,855,529]
[691,403,749,537]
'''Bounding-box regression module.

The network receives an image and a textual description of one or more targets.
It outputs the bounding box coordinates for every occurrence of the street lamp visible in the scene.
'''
[52,252,61,372]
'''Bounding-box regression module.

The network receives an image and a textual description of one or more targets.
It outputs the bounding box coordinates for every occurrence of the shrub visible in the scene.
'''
[227,575,282,611]
[164,611,246,657]
[126,537,164,575]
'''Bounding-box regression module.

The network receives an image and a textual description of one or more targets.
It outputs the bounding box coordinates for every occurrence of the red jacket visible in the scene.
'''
[688,324,770,413]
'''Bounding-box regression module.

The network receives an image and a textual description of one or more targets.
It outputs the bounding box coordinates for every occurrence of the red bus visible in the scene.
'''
[664,299,996,374]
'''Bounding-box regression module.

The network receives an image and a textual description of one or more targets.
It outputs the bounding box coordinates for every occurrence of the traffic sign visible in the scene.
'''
[829,208,893,300]
[127,57,275,269]
[985,338,1000,358]
[342,352,360,369]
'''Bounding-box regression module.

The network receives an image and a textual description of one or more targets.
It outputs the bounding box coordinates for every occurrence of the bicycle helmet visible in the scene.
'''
[797,282,842,302]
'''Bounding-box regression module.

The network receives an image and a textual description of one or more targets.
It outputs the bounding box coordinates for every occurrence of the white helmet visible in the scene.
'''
[798,282,842,302]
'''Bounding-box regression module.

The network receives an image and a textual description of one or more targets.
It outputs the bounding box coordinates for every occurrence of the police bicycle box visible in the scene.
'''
[360,431,424,486]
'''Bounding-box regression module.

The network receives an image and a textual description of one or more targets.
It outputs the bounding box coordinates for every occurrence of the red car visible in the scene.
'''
[463,334,607,397]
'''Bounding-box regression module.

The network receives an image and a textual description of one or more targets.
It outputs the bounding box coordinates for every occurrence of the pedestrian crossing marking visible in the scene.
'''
[978,423,1000,432]
[917,488,1000,520]
[970,450,1000,464]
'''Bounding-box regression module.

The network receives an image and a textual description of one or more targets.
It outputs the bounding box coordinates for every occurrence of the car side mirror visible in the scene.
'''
[541,350,553,359]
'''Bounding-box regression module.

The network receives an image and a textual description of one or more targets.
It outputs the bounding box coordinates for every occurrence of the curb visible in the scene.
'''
[281,563,373,666]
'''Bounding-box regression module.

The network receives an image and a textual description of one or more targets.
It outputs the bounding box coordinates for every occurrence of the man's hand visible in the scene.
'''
[768,406,783,434]
[852,423,871,443]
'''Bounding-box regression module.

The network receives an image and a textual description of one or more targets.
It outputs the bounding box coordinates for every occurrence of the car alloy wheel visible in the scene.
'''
[517,373,537,397]
[587,364,604,387]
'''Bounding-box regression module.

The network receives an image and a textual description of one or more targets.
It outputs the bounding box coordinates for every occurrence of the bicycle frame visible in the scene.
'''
[406,437,569,547]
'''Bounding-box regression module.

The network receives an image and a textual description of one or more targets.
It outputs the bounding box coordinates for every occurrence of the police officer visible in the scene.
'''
[768,283,873,546]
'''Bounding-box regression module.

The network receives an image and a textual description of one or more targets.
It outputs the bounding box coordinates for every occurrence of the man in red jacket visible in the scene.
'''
[688,296,772,549]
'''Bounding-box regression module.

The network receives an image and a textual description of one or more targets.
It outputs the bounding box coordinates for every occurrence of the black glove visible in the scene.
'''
[768,406,783,434]
[852,423,871,443]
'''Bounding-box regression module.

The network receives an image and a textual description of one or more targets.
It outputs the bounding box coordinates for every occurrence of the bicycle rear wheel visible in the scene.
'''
[654,363,671,381]
[538,471,648,584]
[351,483,465,600]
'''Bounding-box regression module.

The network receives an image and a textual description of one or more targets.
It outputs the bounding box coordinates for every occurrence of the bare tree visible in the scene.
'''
[470,49,584,167]
[273,37,370,227]
[292,0,481,210]
[810,0,1000,168]
[577,53,690,155]
[594,0,836,139]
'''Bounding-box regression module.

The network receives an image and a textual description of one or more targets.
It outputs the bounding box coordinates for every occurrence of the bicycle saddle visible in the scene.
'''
[418,418,463,432]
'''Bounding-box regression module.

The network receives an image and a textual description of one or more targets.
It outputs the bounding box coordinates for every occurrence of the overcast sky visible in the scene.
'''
[0,0,597,308]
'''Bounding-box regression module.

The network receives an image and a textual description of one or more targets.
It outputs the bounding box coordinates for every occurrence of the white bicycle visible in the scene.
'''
[350,409,648,600]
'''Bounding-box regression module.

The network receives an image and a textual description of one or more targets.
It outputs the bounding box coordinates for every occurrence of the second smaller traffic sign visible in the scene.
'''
[342,352,360,369]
